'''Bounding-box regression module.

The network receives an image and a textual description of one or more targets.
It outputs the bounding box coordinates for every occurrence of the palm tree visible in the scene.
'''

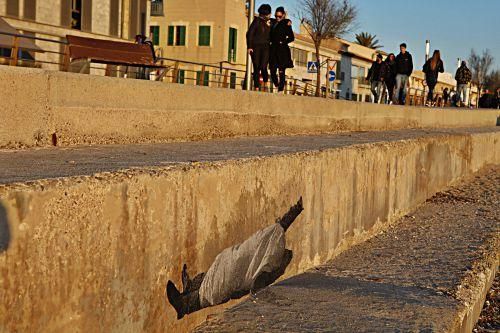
[355,32,383,49]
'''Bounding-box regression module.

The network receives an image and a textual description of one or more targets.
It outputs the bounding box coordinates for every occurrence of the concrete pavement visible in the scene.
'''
[195,167,499,332]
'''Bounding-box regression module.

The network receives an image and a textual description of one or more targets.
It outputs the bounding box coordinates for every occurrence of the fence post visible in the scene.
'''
[222,69,229,88]
[9,37,19,66]
[62,44,70,71]
[292,79,298,95]
[171,61,179,83]
[198,65,206,86]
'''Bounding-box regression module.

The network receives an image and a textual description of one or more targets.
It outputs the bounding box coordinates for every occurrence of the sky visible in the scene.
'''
[255,0,499,72]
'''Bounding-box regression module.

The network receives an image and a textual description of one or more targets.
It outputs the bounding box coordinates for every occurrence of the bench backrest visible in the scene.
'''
[66,35,157,67]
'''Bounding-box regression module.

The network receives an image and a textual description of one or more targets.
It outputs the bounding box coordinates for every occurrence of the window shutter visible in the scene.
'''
[167,26,174,45]
[178,26,186,46]
[82,0,92,32]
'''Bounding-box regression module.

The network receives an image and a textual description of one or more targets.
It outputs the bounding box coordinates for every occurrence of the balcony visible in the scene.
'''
[151,1,164,16]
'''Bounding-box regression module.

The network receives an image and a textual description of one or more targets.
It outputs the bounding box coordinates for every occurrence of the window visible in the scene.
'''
[167,26,174,45]
[292,48,308,67]
[150,26,160,45]
[351,93,358,101]
[197,71,210,86]
[168,25,186,46]
[228,28,237,62]
[351,65,358,78]
[24,0,37,20]
[198,26,211,46]
[177,69,185,84]
[71,0,82,30]
[230,72,237,89]
[176,26,186,46]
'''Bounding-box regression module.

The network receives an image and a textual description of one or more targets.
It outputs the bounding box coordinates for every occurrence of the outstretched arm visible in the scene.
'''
[276,197,304,232]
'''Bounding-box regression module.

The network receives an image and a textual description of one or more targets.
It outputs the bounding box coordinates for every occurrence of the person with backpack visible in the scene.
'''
[384,53,397,104]
[423,50,444,106]
[394,43,413,105]
[247,4,272,91]
[366,54,385,103]
[455,61,472,107]
[269,7,295,92]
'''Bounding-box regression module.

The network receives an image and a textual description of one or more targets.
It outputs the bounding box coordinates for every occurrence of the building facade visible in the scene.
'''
[149,0,247,87]
[0,0,150,71]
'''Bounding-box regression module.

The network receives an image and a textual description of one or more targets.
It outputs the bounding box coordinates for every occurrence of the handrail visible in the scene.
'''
[0,30,67,44]
[0,31,472,105]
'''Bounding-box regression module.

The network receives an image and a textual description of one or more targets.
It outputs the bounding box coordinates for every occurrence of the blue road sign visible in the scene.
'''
[328,70,336,82]
[307,61,319,73]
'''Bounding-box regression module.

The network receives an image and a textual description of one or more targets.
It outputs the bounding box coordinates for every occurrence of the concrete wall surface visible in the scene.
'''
[1,66,499,148]
[0,131,498,332]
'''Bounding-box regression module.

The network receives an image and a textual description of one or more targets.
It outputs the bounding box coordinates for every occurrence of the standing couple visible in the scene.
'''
[246,4,295,92]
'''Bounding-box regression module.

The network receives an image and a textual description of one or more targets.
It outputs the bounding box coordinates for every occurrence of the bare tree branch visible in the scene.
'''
[299,0,357,96]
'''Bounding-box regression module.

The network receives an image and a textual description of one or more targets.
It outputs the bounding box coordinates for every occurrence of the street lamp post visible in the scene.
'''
[423,40,430,105]
[245,0,255,91]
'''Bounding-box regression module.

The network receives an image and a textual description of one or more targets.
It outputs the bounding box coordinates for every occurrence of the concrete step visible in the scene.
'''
[0,129,498,332]
[195,167,499,333]
[1,66,499,149]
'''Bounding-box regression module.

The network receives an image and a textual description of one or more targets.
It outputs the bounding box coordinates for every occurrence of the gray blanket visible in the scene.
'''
[199,223,286,307]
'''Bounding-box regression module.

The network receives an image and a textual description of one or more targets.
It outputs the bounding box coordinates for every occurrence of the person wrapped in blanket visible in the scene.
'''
[166,197,304,319]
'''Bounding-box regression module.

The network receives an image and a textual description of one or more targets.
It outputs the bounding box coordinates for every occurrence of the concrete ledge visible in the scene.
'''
[195,167,499,332]
[0,130,498,332]
[1,66,499,148]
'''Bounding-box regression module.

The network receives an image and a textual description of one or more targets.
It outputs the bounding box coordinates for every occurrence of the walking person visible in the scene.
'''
[394,43,414,105]
[247,4,272,91]
[384,53,397,104]
[423,50,444,106]
[443,87,450,107]
[366,54,385,103]
[269,7,294,92]
[455,61,472,107]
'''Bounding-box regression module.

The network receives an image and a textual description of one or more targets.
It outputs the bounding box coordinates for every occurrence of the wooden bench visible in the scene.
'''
[64,35,166,80]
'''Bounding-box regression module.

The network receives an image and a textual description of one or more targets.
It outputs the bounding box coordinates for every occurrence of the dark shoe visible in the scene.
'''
[166,281,185,319]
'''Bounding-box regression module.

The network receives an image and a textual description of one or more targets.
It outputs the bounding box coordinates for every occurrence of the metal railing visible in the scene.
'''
[0,30,471,106]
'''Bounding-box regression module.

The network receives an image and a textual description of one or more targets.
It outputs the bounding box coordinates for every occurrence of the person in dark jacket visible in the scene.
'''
[423,50,444,106]
[443,87,450,106]
[367,54,385,103]
[384,53,397,104]
[394,43,413,105]
[455,61,472,107]
[269,7,295,92]
[247,4,272,90]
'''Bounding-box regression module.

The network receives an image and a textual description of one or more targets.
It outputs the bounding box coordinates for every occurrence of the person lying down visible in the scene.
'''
[166,197,304,319]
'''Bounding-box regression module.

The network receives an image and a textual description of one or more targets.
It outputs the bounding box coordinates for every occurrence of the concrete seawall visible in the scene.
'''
[0,130,498,332]
[1,66,499,148]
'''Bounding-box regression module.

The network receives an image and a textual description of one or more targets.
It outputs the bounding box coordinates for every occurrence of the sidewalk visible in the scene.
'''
[0,127,498,184]
[195,167,499,332]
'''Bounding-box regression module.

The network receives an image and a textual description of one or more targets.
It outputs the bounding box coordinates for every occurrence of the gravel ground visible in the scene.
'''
[195,166,499,332]
[474,272,500,332]
[0,127,498,184]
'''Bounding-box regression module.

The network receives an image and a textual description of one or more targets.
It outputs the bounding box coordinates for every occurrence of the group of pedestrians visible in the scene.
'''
[246,4,295,92]
[366,43,482,108]
[366,43,415,105]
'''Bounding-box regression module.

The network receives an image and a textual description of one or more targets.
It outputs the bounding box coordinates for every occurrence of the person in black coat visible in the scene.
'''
[423,50,444,106]
[247,4,272,90]
[384,53,397,104]
[366,54,385,103]
[269,7,295,92]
